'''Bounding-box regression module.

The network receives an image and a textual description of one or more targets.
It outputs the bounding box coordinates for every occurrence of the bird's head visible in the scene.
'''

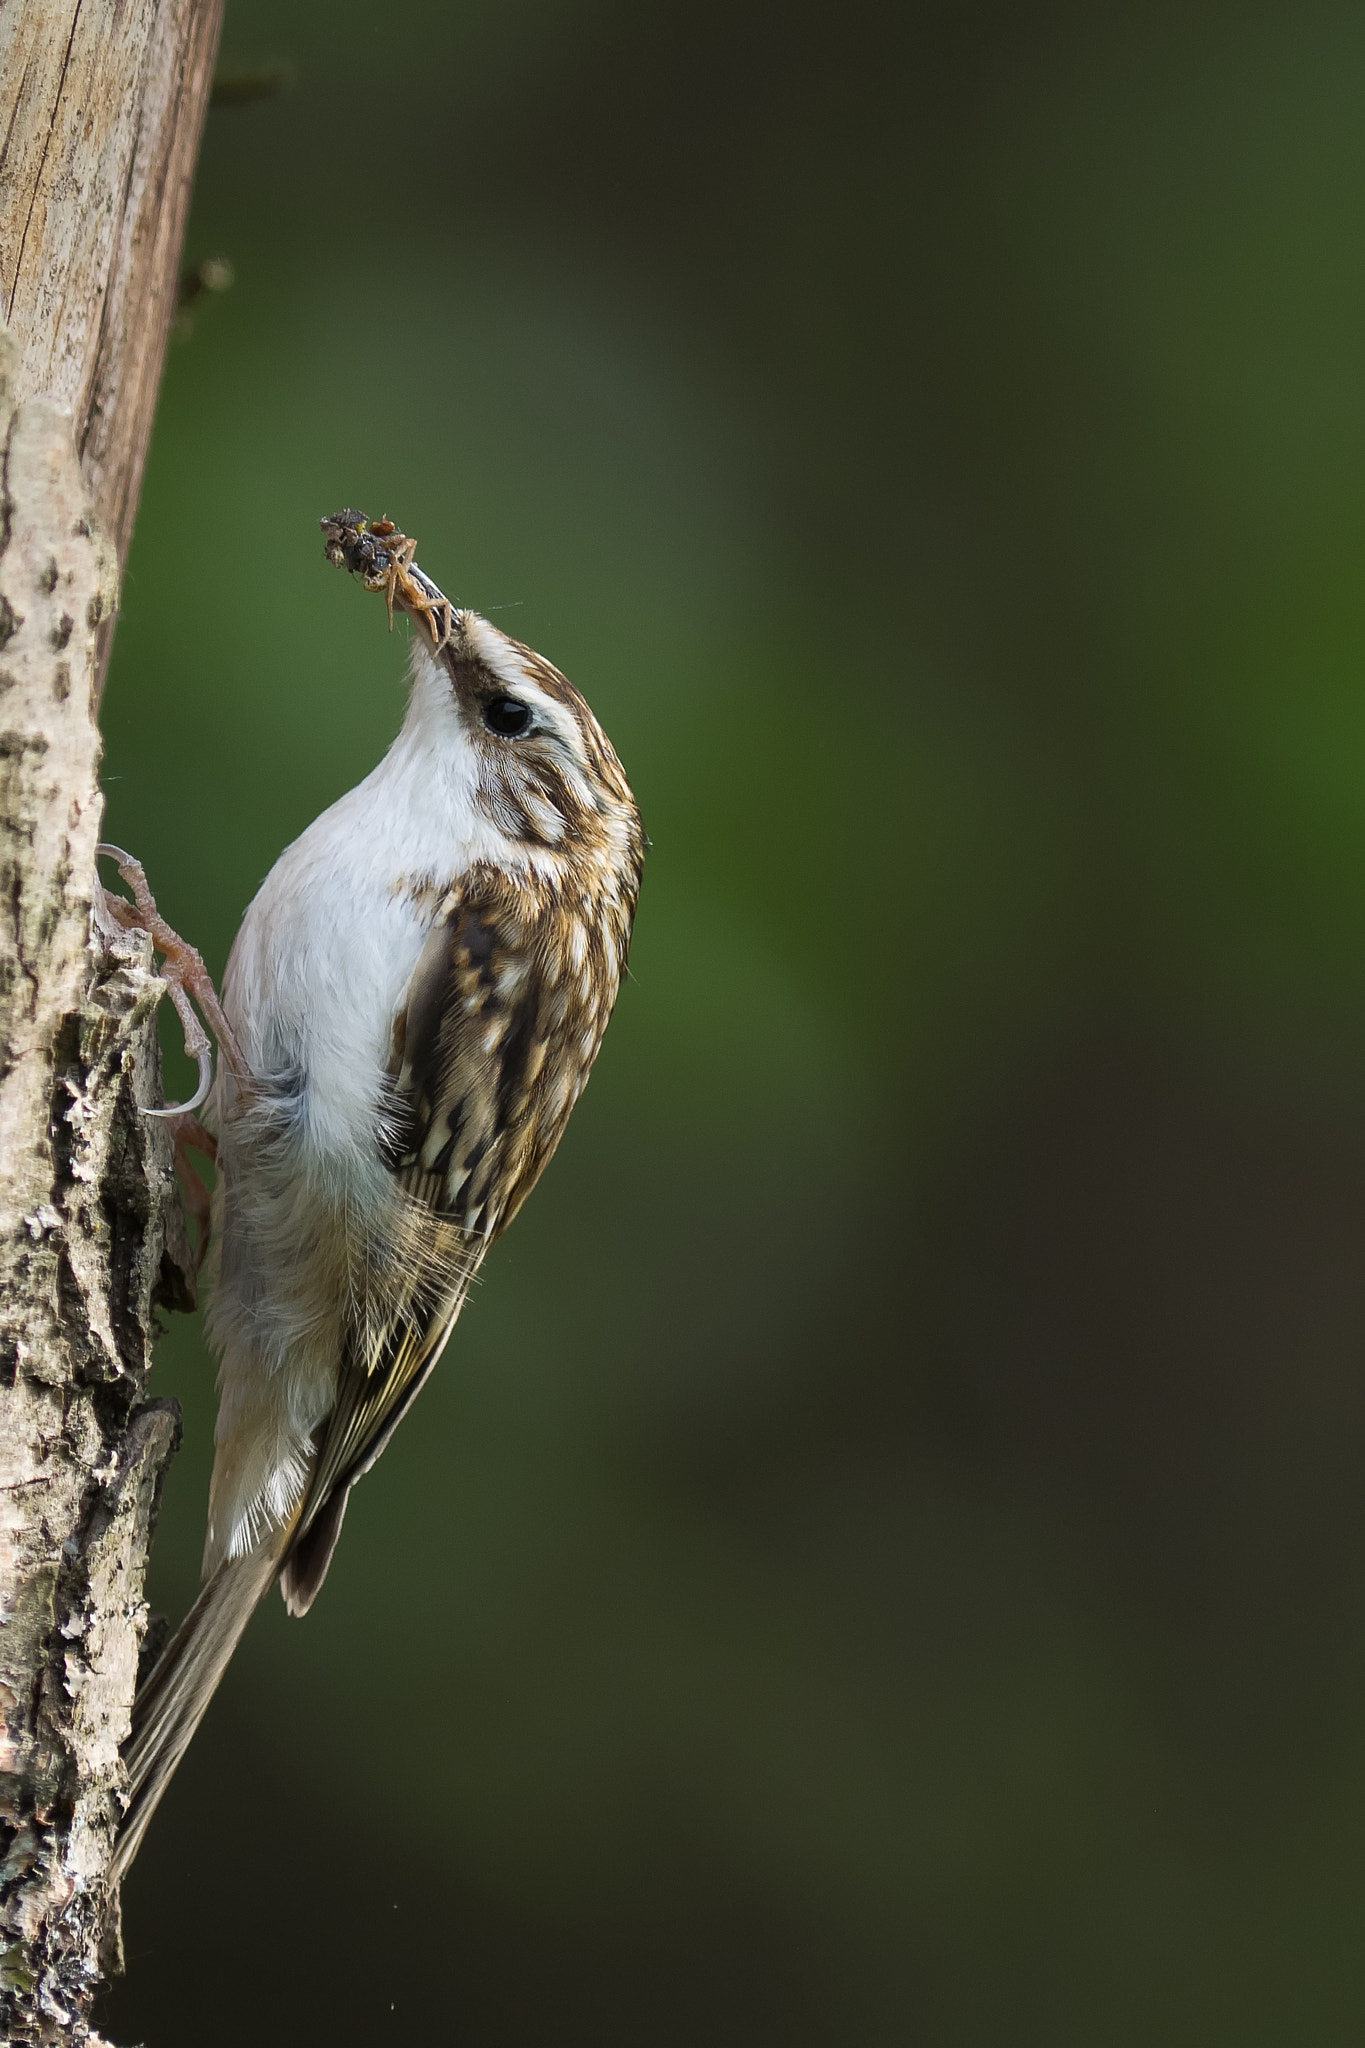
[321,511,643,915]
[443,609,641,889]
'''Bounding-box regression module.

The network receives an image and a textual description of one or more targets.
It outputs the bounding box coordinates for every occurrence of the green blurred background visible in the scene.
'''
[97,1,1365,2040]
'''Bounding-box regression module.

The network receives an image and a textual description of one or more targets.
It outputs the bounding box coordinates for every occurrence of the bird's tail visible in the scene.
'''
[110,1529,289,1884]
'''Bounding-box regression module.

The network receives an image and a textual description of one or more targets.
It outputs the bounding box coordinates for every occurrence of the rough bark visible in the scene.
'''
[0,2,222,2036]
[0,329,196,2044]
[1,0,225,688]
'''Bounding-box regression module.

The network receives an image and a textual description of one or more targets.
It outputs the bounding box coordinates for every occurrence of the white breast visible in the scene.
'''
[227,648,488,1153]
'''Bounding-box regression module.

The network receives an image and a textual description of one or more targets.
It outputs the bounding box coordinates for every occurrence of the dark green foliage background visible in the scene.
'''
[100,2,1365,2040]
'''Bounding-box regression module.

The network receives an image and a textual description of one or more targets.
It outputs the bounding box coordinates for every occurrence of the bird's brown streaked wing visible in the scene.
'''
[385,887,571,1240]
[285,888,569,1606]
[296,1237,476,1537]
[280,1261,472,1613]
[281,1224,479,1612]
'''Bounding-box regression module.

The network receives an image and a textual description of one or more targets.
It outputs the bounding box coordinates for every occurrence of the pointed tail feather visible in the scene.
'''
[111,1530,288,1884]
[279,1479,350,1618]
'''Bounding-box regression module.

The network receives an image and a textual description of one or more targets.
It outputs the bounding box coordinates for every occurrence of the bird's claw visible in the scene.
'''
[148,1036,213,1120]
[96,844,245,1117]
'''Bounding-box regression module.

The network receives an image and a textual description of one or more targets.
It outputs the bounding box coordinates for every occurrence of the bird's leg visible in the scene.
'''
[167,1114,217,1271]
[96,844,249,1117]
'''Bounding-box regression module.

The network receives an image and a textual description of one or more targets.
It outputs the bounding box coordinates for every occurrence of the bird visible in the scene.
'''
[106,513,644,1883]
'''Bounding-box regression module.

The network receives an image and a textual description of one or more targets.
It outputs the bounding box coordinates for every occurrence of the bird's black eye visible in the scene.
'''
[483,695,533,738]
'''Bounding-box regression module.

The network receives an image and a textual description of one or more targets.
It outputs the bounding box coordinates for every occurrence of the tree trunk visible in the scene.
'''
[0,3,222,2036]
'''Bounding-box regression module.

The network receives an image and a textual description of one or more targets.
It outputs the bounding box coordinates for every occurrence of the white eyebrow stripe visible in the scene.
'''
[462,615,583,754]
[463,613,530,691]
[515,683,580,746]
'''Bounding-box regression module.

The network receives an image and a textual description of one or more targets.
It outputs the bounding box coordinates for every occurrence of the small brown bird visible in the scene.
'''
[110,515,643,1879]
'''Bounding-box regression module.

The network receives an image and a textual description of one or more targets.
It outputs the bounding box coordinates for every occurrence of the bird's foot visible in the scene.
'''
[96,844,248,1116]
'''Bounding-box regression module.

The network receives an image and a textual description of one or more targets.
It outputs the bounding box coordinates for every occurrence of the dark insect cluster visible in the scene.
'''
[320,510,457,647]
[319,509,394,581]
